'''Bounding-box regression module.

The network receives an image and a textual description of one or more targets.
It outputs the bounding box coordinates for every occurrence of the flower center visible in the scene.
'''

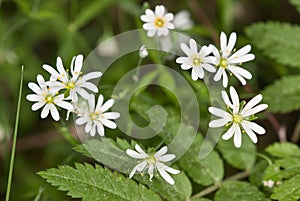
[66,82,75,90]
[146,155,157,164]
[219,58,228,68]
[192,55,203,66]
[154,17,165,28]
[90,112,99,120]
[233,114,242,124]
[45,95,54,104]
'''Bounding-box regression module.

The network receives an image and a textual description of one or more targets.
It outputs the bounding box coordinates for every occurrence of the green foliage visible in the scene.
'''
[262,75,300,113]
[265,142,300,158]
[177,134,224,186]
[271,175,300,201]
[246,22,300,69]
[290,0,300,13]
[249,160,269,187]
[214,181,269,201]
[74,138,192,201]
[217,135,256,170]
[38,163,162,201]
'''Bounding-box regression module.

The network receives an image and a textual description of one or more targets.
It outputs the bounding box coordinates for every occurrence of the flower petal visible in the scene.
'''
[154,146,168,157]
[158,154,176,162]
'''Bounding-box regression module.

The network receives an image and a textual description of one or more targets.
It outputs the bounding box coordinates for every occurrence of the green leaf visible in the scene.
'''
[74,138,192,200]
[72,0,117,30]
[271,175,300,201]
[249,160,268,186]
[133,167,192,201]
[262,75,300,113]
[264,157,300,181]
[214,181,269,201]
[190,198,212,201]
[217,135,256,170]
[177,133,224,186]
[265,142,300,158]
[246,22,300,68]
[38,163,162,201]
[290,0,300,13]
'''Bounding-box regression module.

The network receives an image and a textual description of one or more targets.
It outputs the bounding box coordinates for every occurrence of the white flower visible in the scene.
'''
[173,10,194,30]
[75,94,120,137]
[263,180,275,188]
[126,144,180,185]
[139,45,148,58]
[209,32,255,87]
[26,75,73,121]
[208,86,268,148]
[43,54,102,102]
[176,39,216,80]
[141,5,175,37]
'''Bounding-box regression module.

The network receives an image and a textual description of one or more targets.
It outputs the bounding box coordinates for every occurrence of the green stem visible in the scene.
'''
[5,65,24,201]
[189,170,250,200]
[257,152,273,166]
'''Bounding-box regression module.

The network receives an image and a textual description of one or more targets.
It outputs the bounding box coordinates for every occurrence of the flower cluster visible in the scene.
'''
[26,54,120,137]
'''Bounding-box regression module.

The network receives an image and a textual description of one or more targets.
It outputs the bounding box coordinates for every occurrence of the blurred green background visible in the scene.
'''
[1,0,300,200]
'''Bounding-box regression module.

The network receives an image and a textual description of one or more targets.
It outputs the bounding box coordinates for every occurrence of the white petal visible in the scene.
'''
[164,13,174,21]
[202,63,216,73]
[141,9,155,22]
[241,121,258,143]
[208,107,229,118]
[220,32,227,54]
[214,68,223,82]
[155,5,165,17]
[75,116,89,125]
[229,54,255,64]
[135,144,147,155]
[100,119,117,129]
[90,124,96,136]
[222,125,235,140]
[222,69,228,88]
[80,82,98,92]
[243,121,266,134]
[27,94,42,102]
[157,164,175,185]
[209,44,221,59]
[228,66,252,79]
[241,94,263,113]
[226,32,237,56]
[126,149,148,159]
[129,165,138,178]
[209,118,231,128]
[36,74,46,87]
[147,29,156,37]
[42,64,60,78]
[241,104,268,117]
[73,54,83,76]
[193,66,205,79]
[85,120,93,133]
[154,146,168,157]
[88,94,95,112]
[136,160,148,172]
[233,125,242,148]
[148,164,154,181]
[32,101,45,111]
[96,94,104,111]
[41,104,51,119]
[165,166,180,175]
[180,43,192,56]
[229,86,240,114]
[158,154,176,162]
[103,112,120,120]
[80,72,102,82]
[28,82,41,95]
[55,100,73,111]
[49,104,60,121]
[100,99,114,112]
[189,39,198,55]
[96,122,105,136]
[230,45,251,58]
[221,90,233,108]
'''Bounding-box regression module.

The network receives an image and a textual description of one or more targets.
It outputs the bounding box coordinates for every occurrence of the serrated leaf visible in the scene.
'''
[264,157,300,181]
[214,181,269,201]
[290,0,300,13]
[246,22,300,68]
[265,142,300,158]
[271,175,300,201]
[74,138,192,200]
[38,163,162,201]
[217,135,256,170]
[262,75,300,113]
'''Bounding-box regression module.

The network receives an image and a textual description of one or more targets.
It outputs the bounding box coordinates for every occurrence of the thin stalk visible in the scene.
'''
[5,65,24,201]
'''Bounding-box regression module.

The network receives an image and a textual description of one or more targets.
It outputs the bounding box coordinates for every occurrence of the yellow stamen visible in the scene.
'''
[154,17,165,28]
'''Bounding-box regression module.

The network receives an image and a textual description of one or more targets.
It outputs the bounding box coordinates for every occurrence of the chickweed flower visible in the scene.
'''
[208,86,268,148]
[43,54,102,102]
[75,94,120,137]
[26,75,73,121]
[209,32,254,87]
[126,144,180,185]
[141,5,175,37]
[176,39,216,80]
[173,10,194,30]
[139,45,148,58]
